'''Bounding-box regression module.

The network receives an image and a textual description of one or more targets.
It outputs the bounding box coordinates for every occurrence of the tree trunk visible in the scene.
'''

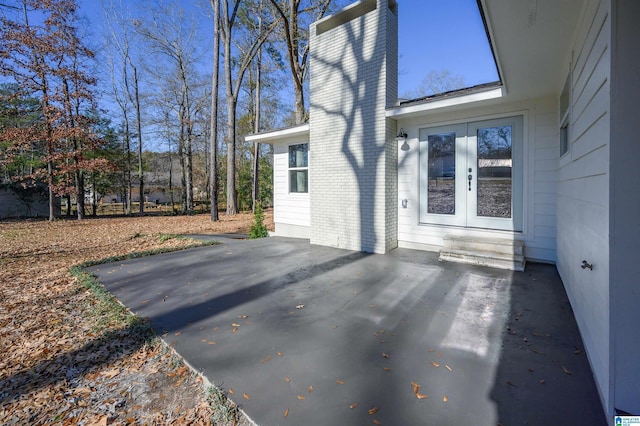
[224,29,238,215]
[252,0,263,213]
[209,0,220,221]
[133,66,144,215]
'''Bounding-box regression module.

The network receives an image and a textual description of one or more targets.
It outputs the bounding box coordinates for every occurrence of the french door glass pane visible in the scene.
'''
[427,132,456,215]
[477,125,512,218]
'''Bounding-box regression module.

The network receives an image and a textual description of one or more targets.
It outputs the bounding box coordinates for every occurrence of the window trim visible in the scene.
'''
[288,143,308,194]
[559,69,571,158]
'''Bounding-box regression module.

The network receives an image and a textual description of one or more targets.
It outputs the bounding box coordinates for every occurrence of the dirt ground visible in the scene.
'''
[0,211,273,425]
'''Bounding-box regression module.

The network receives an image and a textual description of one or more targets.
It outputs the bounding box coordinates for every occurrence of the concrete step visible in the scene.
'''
[442,235,524,256]
[439,236,526,271]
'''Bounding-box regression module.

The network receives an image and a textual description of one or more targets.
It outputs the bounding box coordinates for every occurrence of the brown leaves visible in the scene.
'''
[368,406,379,415]
[336,379,345,385]
[0,214,265,424]
[411,382,429,399]
[243,392,250,400]
[562,366,572,375]
[100,368,120,378]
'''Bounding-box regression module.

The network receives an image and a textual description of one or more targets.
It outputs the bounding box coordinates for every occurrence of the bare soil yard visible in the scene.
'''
[0,212,272,425]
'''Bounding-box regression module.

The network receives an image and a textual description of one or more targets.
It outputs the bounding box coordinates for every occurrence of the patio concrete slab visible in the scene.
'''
[87,236,606,425]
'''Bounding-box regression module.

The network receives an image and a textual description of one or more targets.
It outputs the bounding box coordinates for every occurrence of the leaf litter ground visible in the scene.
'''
[0,212,271,425]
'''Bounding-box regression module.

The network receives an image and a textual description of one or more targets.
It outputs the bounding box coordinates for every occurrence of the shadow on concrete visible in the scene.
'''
[86,237,606,425]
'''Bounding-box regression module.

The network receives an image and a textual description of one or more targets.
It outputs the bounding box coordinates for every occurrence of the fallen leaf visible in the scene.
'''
[349,403,359,409]
[285,377,291,383]
[213,326,218,332]
[229,388,234,395]
[528,368,535,373]
[277,352,283,357]
[411,381,420,394]
[383,367,391,371]
[297,395,306,400]
[431,362,440,368]
[562,366,572,375]
[207,341,216,345]
[243,392,250,400]
[540,379,545,384]
[232,327,238,334]
[445,365,452,372]
[382,353,390,359]
[443,395,448,402]
[336,379,344,385]
[87,416,108,426]
[428,349,436,353]
[261,355,272,364]
[175,331,182,336]
[369,304,378,309]
[308,386,314,393]
[506,380,517,387]
[368,407,379,415]
[417,392,429,399]
[533,349,545,355]
[231,323,241,327]
[100,369,120,378]
[373,420,382,425]
[284,408,289,417]
[296,304,305,309]
[239,315,248,319]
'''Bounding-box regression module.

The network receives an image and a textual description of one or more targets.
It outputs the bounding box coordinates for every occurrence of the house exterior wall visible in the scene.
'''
[556,0,612,414]
[308,0,398,253]
[272,139,311,238]
[609,0,640,416]
[0,186,55,218]
[395,97,559,263]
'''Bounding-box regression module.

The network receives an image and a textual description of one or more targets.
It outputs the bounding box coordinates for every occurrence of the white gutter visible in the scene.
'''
[245,123,310,144]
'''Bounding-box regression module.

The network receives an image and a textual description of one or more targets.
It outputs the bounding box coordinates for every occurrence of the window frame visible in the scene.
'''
[288,143,309,194]
[559,70,571,158]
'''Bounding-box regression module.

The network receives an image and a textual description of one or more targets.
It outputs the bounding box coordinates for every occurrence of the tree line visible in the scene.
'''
[0,0,342,221]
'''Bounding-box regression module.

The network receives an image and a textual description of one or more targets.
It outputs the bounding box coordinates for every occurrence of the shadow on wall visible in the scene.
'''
[310,0,400,253]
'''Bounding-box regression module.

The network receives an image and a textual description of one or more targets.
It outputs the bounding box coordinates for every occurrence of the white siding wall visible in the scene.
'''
[556,0,611,413]
[308,0,398,253]
[610,0,640,415]
[272,140,311,237]
[396,97,559,262]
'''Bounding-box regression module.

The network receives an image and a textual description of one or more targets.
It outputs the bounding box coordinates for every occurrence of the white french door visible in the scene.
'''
[418,116,523,232]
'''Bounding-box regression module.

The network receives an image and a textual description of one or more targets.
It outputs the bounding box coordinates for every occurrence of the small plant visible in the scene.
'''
[249,204,269,239]
[158,233,179,243]
[207,386,239,425]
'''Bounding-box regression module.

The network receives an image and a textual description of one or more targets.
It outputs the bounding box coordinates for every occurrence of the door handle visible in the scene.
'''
[468,168,473,191]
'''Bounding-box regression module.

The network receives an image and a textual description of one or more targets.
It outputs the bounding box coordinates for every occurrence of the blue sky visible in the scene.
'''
[397,0,498,96]
[78,0,498,98]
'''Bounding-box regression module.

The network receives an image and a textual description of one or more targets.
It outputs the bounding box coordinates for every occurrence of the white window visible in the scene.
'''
[560,72,571,157]
[288,143,308,193]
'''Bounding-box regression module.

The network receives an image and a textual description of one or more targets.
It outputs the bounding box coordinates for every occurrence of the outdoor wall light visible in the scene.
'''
[396,128,410,151]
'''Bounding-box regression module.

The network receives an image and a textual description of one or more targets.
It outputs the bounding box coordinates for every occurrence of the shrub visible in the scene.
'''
[249,204,269,239]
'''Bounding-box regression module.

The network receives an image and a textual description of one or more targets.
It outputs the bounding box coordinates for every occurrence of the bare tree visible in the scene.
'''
[209,0,220,221]
[219,0,279,214]
[134,5,201,214]
[402,69,466,99]
[268,0,334,124]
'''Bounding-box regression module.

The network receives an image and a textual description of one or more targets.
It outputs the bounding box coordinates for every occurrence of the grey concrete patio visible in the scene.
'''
[87,236,606,425]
